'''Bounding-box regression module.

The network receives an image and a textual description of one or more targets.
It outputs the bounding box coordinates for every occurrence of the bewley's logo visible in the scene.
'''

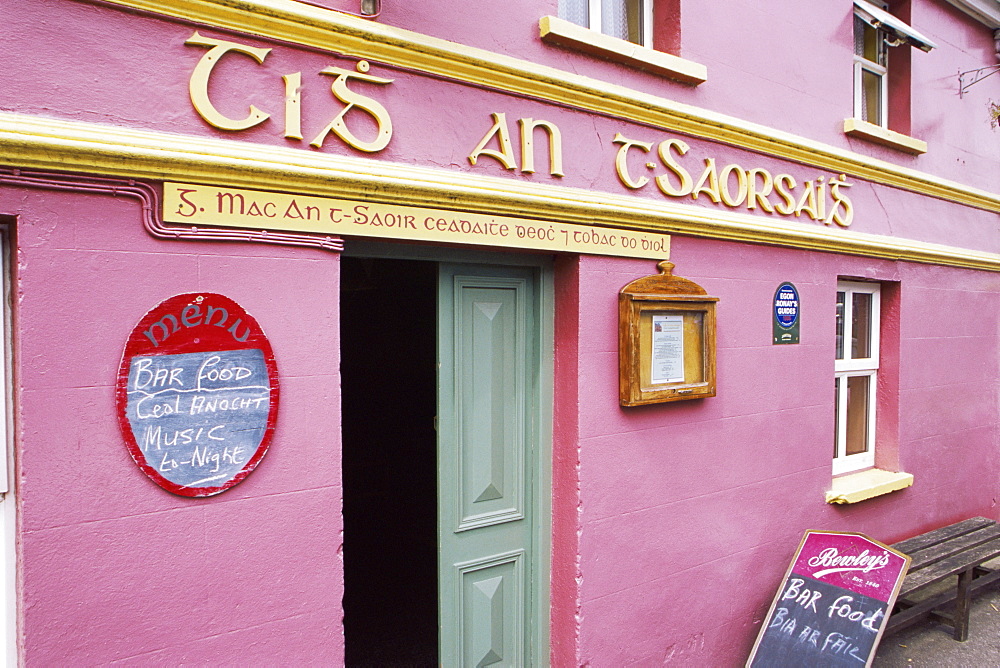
[806,547,891,579]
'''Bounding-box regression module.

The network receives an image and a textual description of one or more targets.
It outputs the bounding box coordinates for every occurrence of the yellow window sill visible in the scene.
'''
[843,118,927,155]
[826,468,914,504]
[539,16,707,86]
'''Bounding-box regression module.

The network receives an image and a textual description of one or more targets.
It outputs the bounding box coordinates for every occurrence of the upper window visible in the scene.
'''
[853,4,890,127]
[559,0,653,46]
[834,281,880,475]
[540,0,705,85]
[847,0,936,152]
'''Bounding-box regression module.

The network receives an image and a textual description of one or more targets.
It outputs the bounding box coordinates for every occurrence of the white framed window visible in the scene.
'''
[559,0,653,46]
[853,4,889,127]
[852,0,937,128]
[834,281,880,475]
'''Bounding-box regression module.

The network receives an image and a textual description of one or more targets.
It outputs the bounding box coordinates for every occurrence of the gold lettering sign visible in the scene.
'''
[186,32,272,131]
[468,112,565,177]
[178,34,858,228]
[163,183,670,259]
[185,33,394,153]
[612,133,855,227]
[309,62,394,152]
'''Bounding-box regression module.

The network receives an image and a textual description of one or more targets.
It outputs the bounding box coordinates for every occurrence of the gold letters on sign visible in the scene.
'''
[613,134,854,227]
[186,33,273,131]
[181,33,860,231]
[468,112,565,177]
[185,32,394,153]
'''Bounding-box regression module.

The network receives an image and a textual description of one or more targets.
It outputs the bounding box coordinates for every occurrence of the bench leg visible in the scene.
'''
[954,567,973,641]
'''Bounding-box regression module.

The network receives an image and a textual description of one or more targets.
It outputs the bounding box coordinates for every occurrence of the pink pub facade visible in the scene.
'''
[1,0,999,665]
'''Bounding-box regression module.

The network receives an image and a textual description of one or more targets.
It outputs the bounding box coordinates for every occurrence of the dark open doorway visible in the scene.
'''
[341,257,439,667]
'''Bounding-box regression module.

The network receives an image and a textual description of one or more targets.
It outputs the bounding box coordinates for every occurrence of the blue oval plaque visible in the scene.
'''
[774,283,800,329]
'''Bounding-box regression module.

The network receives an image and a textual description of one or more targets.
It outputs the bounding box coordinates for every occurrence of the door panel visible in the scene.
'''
[438,264,540,667]
[459,550,523,668]
[456,278,526,530]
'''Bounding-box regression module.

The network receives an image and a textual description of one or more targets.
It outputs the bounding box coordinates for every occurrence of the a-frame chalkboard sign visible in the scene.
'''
[747,531,910,668]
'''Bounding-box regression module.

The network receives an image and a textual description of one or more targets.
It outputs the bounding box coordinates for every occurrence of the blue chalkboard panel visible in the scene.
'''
[125,349,271,490]
[117,292,280,497]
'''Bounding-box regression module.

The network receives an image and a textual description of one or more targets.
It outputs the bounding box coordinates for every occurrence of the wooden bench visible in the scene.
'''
[886,517,1000,641]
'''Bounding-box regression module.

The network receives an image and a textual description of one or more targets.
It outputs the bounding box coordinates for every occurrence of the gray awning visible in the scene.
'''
[854,0,939,51]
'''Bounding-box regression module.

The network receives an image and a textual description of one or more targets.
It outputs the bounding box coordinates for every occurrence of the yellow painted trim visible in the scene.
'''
[2,113,998,271]
[88,0,1000,214]
[538,16,707,85]
[844,119,928,155]
[826,469,914,504]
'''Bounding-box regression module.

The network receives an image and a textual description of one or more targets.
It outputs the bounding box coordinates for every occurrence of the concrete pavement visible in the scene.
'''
[873,581,1000,667]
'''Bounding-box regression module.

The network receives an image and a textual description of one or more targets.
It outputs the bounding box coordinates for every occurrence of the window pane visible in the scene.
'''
[854,16,883,63]
[598,0,645,44]
[601,0,628,41]
[559,0,588,27]
[624,0,643,44]
[836,291,845,360]
[845,375,870,456]
[861,69,882,124]
[854,16,868,58]
[852,292,873,359]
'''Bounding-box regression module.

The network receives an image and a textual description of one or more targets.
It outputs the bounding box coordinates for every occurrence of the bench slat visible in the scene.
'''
[899,536,1000,595]
[892,517,995,554]
[902,524,1000,572]
[887,518,1000,642]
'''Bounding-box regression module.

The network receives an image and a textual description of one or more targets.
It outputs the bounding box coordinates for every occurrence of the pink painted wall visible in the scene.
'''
[2,0,998,665]
[558,237,999,665]
[377,0,999,193]
[6,176,994,665]
[0,181,345,664]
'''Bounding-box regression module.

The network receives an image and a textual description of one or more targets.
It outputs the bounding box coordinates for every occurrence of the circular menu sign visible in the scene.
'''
[116,293,278,497]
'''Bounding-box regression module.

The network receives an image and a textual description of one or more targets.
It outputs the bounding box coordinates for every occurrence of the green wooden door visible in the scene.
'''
[438,263,548,667]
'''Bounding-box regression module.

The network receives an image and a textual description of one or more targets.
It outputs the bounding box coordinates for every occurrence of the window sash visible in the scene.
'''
[834,372,877,474]
[853,59,887,126]
[835,283,880,372]
[853,8,889,127]
[854,13,887,65]
[560,0,652,46]
[834,282,880,474]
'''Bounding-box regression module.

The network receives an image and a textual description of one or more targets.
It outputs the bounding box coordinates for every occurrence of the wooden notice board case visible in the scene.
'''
[619,261,718,406]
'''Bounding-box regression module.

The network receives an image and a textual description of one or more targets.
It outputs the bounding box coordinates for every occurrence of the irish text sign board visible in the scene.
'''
[747,531,910,668]
[164,182,671,260]
[116,293,279,497]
